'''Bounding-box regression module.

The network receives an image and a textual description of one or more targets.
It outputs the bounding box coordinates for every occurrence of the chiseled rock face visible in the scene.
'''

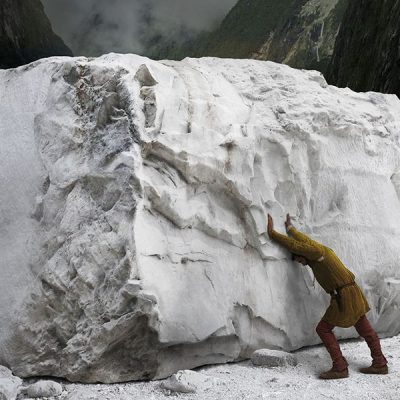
[1,54,400,383]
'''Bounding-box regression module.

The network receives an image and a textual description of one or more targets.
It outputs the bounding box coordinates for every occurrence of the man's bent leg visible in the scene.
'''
[354,315,388,373]
[316,320,348,378]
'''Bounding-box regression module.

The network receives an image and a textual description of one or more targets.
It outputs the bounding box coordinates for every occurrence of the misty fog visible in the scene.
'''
[42,0,236,57]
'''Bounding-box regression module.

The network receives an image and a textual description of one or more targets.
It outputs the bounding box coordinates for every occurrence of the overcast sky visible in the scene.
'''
[43,0,237,57]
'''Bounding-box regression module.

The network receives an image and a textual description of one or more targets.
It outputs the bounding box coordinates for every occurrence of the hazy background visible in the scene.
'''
[42,0,237,58]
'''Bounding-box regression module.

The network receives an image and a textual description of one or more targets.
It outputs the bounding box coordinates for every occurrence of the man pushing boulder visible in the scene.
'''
[267,213,388,379]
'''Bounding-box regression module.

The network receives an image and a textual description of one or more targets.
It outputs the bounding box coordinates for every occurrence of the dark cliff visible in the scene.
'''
[0,0,72,69]
[184,0,297,59]
[254,0,348,74]
[170,0,347,76]
[328,0,400,96]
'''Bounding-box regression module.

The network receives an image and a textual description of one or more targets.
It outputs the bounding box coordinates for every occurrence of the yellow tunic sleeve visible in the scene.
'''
[287,226,324,247]
[270,230,325,261]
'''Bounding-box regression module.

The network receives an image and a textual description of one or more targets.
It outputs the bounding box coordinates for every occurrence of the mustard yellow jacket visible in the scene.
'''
[271,226,370,327]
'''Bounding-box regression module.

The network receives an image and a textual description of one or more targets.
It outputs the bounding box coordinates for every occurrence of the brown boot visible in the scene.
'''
[354,316,388,368]
[359,364,389,375]
[316,320,349,373]
[319,367,349,380]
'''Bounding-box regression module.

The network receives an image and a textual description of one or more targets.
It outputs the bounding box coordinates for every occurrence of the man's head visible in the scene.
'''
[291,253,308,265]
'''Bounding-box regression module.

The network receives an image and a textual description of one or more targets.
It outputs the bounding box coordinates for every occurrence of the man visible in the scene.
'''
[267,213,388,379]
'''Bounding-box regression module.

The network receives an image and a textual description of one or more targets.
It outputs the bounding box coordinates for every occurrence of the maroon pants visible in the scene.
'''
[316,315,387,371]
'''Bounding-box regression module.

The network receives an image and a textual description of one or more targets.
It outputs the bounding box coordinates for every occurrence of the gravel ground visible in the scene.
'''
[35,334,400,400]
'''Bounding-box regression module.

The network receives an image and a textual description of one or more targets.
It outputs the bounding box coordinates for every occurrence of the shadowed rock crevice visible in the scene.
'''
[232,304,293,358]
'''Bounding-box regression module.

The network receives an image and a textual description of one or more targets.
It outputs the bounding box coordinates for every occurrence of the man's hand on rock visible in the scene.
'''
[267,214,274,238]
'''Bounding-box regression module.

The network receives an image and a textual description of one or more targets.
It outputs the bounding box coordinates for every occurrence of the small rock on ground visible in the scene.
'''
[160,370,221,394]
[24,380,63,398]
[251,349,298,367]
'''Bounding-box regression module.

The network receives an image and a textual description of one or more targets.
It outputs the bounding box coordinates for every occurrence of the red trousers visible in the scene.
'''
[316,315,387,371]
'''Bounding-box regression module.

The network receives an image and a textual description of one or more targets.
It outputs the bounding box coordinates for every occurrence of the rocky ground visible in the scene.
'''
[9,333,398,400]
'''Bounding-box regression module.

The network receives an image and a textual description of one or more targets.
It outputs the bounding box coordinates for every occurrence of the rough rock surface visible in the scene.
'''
[0,366,22,400]
[251,349,298,367]
[1,54,400,383]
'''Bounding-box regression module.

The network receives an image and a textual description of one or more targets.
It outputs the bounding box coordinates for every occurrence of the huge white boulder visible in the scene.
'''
[1,54,400,383]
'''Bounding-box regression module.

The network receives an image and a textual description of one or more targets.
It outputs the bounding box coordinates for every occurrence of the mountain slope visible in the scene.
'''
[254,0,348,73]
[191,0,297,59]
[0,0,72,69]
[327,0,400,96]
[173,0,347,75]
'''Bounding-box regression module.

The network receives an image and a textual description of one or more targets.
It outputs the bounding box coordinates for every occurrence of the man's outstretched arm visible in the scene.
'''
[268,214,325,261]
[285,214,324,248]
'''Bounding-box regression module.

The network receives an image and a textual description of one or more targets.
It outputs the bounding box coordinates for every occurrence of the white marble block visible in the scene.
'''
[1,54,400,382]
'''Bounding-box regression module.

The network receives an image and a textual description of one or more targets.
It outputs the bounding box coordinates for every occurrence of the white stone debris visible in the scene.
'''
[1,53,400,383]
[160,369,220,394]
[23,380,63,398]
[0,366,22,400]
[251,349,298,367]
